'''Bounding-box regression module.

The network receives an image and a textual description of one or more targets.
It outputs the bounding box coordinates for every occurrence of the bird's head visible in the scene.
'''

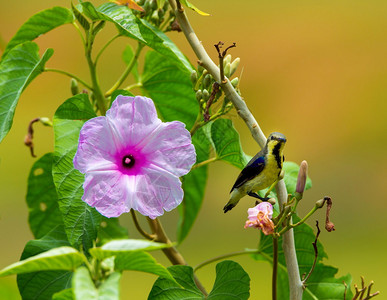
[266,132,287,152]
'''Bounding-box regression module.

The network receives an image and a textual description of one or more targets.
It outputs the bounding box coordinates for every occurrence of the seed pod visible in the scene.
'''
[230,57,240,76]
[224,54,232,65]
[315,199,325,209]
[203,74,212,88]
[230,77,239,88]
[224,62,231,78]
[195,90,202,101]
[39,117,53,127]
[190,70,198,85]
[70,78,79,95]
[202,89,210,101]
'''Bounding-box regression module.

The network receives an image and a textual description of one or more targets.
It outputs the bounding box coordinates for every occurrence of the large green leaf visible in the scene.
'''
[136,19,193,72]
[2,7,73,58]
[177,126,210,243]
[17,226,74,300]
[52,289,74,300]
[207,261,250,299]
[253,216,352,299]
[26,153,63,239]
[89,239,170,260]
[114,251,174,281]
[0,247,83,277]
[142,50,198,131]
[209,118,248,169]
[80,2,144,42]
[52,94,101,251]
[0,42,53,143]
[148,261,250,299]
[73,267,121,300]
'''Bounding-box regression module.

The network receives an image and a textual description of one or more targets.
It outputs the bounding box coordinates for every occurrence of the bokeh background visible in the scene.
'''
[1,0,386,298]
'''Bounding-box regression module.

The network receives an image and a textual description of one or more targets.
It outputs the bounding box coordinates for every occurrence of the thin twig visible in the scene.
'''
[324,196,335,232]
[302,221,321,285]
[168,1,302,298]
[130,210,155,240]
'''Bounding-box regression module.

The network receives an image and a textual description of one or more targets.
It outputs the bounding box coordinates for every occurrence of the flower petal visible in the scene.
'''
[106,96,161,150]
[82,170,132,218]
[74,117,119,173]
[141,121,196,177]
[133,165,184,219]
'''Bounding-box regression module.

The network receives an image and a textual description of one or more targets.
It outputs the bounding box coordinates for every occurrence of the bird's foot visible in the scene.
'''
[248,191,270,202]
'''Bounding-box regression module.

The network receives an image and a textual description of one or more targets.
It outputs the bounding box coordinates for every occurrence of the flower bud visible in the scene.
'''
[315,198,325,209]
[39,117,53,127]
[203,74,212,88]
[230,57,240,76]
[195,90,202,101]
[197,65,205,74]
[157,8,164,19]
[202,89,210,101]
[223,54,232,65]
[151,10,159,22]
[224,62,231,78]
[230,77,239,88]
[190,70,198,85]
[295,160,308,200]
[70,78,79,95]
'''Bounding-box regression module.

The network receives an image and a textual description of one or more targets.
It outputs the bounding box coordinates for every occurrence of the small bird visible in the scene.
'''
[223,132,287,213]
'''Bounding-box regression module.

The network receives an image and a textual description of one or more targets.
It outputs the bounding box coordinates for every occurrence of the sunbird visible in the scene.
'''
[223,132,287,213]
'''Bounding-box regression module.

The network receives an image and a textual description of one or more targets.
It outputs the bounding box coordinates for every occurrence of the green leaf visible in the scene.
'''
[122,45,139,81]
[73,267,121,300]
[207,261,250,299]
[149,261,250,299]
[0,42,53,143]
[17,226,74,300]
[177,126,210,243]
[52,94,101,251]
[26,153,63,239]
[80,2,144,42]
[282,161,312,195]
[114,251,174,281]
[73,267,98,299]
[89,239,170,260]
[53,289,74,300]
[142,51,198,129]
[252,215,352,299]
[148,265,202,299]
[72,3,90,31]
[136,19,193,72]
[179,0,210,16]
[97,217,128,245]
[209,119,248,169]
[98,272,121,300]
[2,7,73,58]
[0,247,84,277]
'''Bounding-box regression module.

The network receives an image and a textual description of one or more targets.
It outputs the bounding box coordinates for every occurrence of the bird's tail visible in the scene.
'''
[223,189,242,213]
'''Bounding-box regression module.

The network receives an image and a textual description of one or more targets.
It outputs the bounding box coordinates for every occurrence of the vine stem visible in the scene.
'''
[168,1,303,299]
[44,68,93,90]
[272,237,278,300]
[146,217,208,296]
[105,42,145,97]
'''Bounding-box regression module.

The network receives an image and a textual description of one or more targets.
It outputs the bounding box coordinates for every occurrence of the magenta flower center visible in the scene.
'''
[122,154,135,168]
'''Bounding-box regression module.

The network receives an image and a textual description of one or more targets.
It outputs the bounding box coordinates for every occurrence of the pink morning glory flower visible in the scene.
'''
[73,95,196,219]
[244,202,274,235]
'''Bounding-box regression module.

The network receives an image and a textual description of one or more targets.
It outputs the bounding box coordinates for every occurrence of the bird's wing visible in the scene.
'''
[230,153,266,192]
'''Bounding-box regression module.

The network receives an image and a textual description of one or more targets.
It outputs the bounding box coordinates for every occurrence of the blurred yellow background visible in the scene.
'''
[1,0,386,298]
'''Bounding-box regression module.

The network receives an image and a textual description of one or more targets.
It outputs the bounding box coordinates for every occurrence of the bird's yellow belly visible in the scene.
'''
[243,159,280,193]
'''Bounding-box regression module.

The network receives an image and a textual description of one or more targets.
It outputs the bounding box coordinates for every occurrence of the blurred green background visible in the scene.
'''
[1,0,386,298]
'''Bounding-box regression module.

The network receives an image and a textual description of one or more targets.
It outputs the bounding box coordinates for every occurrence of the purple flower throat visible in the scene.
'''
[122,154,135,168]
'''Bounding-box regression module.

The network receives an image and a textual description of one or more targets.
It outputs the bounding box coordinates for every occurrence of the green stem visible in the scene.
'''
[279,206,318,235]
[105,42,145,97]
[85,24,107,115]
[194,249,259,272]
[272,237,278,300]
[95,34,120,66]
[72,22,86,46]
[124,82,143,91]
[191,156,218,170]
[44,68,93,90]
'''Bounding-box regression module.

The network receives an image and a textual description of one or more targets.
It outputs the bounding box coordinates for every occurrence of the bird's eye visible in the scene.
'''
[270,136,275,140]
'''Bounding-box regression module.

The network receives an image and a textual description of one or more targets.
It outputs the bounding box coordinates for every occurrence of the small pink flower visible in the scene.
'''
[73,95,196,219]
[244,202,274,235]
